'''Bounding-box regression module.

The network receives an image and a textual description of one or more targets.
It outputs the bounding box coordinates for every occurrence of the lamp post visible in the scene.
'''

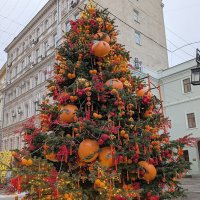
[191,49,200,85]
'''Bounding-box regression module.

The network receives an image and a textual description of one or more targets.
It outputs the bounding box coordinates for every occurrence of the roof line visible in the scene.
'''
[5,0,55,52]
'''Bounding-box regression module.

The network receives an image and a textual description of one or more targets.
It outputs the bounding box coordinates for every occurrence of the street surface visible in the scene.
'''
[178,177,200,200]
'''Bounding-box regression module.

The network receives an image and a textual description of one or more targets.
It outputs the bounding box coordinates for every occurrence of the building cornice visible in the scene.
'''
[164,95,200,108]
[5,0,55,52]
[159,59,196,79]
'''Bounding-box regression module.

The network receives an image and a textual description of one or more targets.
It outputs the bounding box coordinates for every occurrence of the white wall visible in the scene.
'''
[160,61,200,175]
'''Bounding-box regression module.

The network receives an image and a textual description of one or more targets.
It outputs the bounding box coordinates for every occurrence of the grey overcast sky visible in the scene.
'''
[0,0,200,68]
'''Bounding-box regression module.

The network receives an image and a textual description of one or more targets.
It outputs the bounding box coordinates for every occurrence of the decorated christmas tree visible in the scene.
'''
[10,1,194,200]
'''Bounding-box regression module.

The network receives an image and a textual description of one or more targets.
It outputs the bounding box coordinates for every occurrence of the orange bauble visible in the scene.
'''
[105,79,123,90]
[78,139,99,162]
[99,147,115,168]
[46,152,58,162]
[58,92,69,99]
[94,32,111,43]
[136,89,145,97]
[144,109,153,118]
[59,104,78,123]
[139,161,157,181]
[92,41,110,57]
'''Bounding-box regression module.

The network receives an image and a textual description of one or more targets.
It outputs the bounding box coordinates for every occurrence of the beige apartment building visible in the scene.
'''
[0,64,6,128]
[0,64,6,150]
[0,0,168,151]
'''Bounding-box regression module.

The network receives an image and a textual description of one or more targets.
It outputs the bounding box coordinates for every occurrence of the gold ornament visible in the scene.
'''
[76,78,91,88]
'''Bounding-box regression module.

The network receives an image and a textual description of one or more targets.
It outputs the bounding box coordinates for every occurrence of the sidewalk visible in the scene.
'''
[178,177,200,200]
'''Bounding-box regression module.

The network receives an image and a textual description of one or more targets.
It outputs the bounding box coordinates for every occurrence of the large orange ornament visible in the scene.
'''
[136,88,145,97]
[139,161,157,182]
[94,32,111,43]
[99,147,115,168]
[78,139,99,162]
[46,152,58,162]
[59,104,78,123]
[105,79,123,90]
[92,41,110,57]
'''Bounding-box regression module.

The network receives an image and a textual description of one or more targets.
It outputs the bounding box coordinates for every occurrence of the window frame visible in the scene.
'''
[186,112,196,129]
[182,78,192,93]
[66,21,71,32]
[45,19,49,30]
[53,34,58,47]
[135,30,141,45]
[133,9,139,23]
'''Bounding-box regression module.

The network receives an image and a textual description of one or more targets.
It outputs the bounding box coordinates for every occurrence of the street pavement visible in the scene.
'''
[178,177,200,200]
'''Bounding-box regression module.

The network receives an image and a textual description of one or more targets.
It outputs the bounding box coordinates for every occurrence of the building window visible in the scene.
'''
[135,31,141,45]
[45,19,49,30]
[75,12,80,20]
[35,75,38,86]
[53,11,57,22]
[28,55,32,64]
[187,113,196,128]
[183,78,191,93]
[16,136,20,149]
[26,80,30,91]
[67,0,73,10]
[18,86,22,96]
[29,35,32,45]
[34,101,39,114]
[183,150,189,162]
[10,54,13,62]
[36,49,39,62]
[53,34,58,47]
[44,41,48,54]
[36,28,40,38]
[25,104,29,117]
[6,113,9,125]
[133,9,139,22]
[22,60,25,69]
[10,138,12,150]
[66,21,71,32]
[16,48,19,57]
[22,42,25,52]
[13,89,16,98]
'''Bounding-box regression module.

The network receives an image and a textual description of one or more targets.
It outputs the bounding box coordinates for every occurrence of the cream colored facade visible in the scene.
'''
[0,64,6,128]
[1,0,168,151]
[0,64,6,150]
[98,0,168,71]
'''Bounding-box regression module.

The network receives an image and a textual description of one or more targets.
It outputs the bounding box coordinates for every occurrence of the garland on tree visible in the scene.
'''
[10,2,195,200]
